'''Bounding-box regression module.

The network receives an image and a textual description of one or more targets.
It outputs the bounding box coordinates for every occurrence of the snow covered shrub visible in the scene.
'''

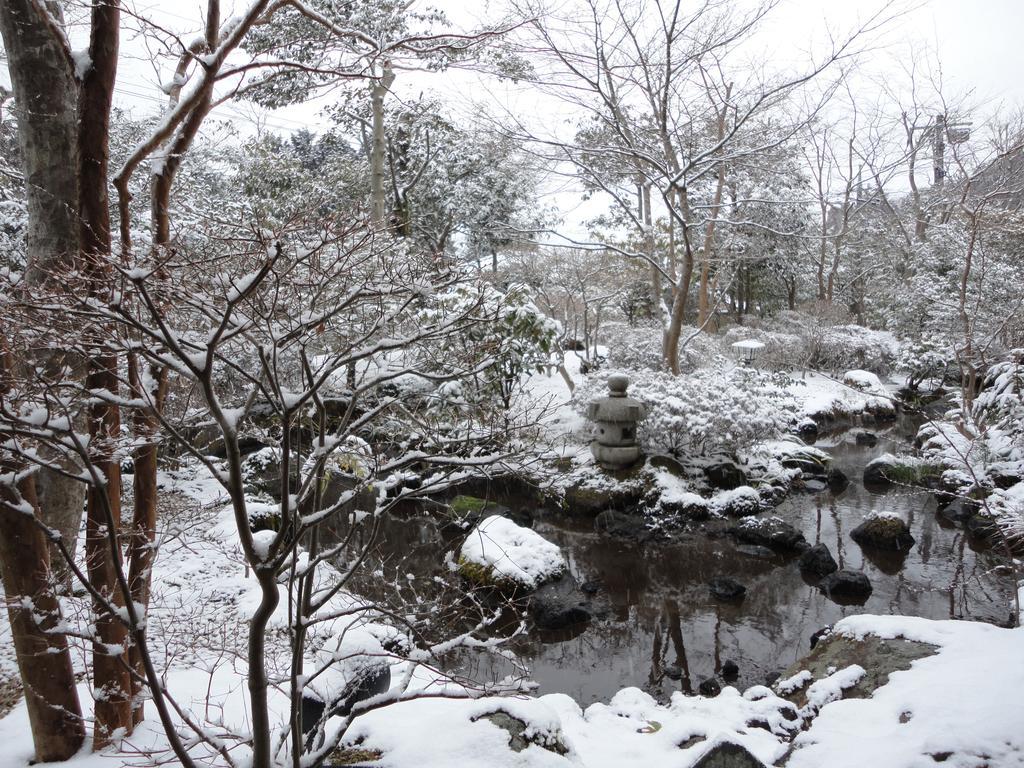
[804,324,899,375]
[574,365,798,457]
[896,335,958,390]
[602,322,664,370]
[722,325,807,370]
[972,350,1024,450]
[416,282,559,410]
[602,322,724,371]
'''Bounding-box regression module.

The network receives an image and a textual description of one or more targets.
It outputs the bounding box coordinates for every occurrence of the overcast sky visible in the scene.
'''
[3,0,1022,232]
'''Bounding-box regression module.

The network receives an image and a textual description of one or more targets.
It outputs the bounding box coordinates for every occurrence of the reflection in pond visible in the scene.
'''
[336,417,1015,705]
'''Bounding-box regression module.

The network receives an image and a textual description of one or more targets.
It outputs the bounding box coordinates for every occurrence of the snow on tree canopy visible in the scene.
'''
[458,515,564,589]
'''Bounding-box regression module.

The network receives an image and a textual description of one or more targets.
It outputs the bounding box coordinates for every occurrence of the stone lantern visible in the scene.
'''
[730,339,765,367]
[587,374,645,469]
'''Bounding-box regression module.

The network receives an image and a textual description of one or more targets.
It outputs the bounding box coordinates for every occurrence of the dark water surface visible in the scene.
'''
[344,418,1015,704]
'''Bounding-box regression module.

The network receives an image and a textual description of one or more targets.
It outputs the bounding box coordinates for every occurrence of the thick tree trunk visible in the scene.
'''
[0,0,87,573]
[0,475,86,762]
[369,67,395,224]
[0,2,87,759]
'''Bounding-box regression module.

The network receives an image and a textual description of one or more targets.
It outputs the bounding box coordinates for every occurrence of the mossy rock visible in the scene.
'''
[456,556,521,592]
[864,456,942,488]
[451,495,490,515]
[776,632,937,708]
[851,514,915,551]
[562,473,652,517]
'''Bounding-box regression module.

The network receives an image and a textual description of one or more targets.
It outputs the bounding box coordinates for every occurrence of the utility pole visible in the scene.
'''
[930,113,972,187]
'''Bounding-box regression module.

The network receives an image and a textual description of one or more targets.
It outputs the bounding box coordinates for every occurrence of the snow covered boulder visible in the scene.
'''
[458,515,565,591]
[730,516,809,552]
[842,369,886,394]
[851,512,915,551]
[712,486,764,517]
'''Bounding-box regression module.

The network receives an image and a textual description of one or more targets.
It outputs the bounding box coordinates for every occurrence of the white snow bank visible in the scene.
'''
[459,516,565,589]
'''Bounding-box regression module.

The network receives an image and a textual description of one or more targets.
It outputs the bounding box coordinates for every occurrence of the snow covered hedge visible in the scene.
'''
[574,365,798,458]
[602,322,724,372]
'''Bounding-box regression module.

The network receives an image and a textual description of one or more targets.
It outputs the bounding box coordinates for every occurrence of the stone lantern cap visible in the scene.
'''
[587,375,645,423]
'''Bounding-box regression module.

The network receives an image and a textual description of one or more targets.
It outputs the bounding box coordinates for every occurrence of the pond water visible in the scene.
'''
[342,415,1016,705]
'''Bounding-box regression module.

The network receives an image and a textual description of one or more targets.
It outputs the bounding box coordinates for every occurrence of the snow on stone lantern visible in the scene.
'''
[731,339,765,367]
[587,374,645,470]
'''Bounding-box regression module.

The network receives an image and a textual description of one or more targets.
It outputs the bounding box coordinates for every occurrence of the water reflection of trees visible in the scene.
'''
[320,444,1015,703]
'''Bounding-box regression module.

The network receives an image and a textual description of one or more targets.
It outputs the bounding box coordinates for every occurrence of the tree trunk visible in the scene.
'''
[78,0,133,747]
[369,67,395,225]
[0,2,87,758]
[0,0,87,575]
[0,475,86,762]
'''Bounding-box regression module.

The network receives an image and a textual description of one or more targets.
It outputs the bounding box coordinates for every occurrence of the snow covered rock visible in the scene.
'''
[730,516,809,552]
[712,486,764,517]
[458,515,565,590]
[842,369,886,393]
[784,615,1024,768]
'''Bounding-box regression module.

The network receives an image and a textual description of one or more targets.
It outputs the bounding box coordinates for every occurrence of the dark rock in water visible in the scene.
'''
[730,518,809,552]
[827,467,850,492]
[809,626,832,649]
[966,512,998,537]
[851,514,915,551]
[819,570,872,603]
[855,431,879,446]
[530,576,593,631]
[721,660,739,680]
[863,457,896,488]
[704,461,747,490]
[708,577,746,602]
[756,483,788,508]
[594,509,649,540]
[798,543,838,577]
[735,544,777,560]
[580,579,603,595]
[939,498,978,524]
[698,677,721,697]
[664,665,683,681]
